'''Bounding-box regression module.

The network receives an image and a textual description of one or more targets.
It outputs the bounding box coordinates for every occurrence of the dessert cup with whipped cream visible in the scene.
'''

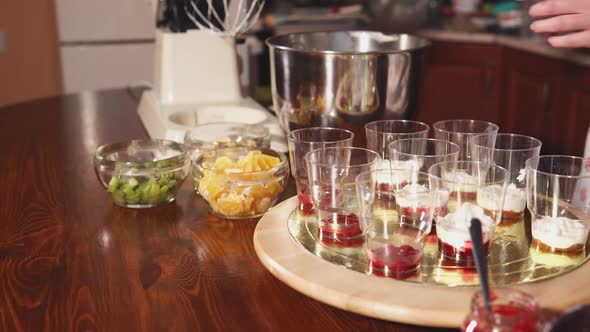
[429,161,509,265]
[375,159,424,192]
[287,127,354,214]
[433,119,498,161]
[365,120,430,200]
[477,183,527,221]
[472,133,542,221]
[306,147,380,241]
[526,155,590,254]
[356,169,434,279]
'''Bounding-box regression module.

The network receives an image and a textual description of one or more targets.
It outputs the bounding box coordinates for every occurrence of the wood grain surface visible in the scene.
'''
[0,89,456,332]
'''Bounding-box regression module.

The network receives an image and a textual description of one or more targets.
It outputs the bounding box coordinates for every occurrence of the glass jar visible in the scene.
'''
[463,288,541,332]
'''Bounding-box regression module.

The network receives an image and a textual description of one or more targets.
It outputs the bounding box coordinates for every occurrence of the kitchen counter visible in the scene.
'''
[418,28,590,68]
[0,89,454,332]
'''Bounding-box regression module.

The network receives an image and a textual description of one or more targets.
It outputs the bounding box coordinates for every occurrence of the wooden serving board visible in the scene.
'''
[253,196,590,328]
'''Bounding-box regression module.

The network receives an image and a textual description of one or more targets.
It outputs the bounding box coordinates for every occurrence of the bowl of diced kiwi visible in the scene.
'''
[94,139,190,208]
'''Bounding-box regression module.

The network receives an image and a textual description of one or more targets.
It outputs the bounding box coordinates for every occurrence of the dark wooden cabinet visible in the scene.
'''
[415,41,590,155]
[560,64,590,156]
[501,48,563,154]
[416,42,502,125]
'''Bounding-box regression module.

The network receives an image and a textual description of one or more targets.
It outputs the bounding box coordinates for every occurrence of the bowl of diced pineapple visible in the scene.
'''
[192,147,289,219]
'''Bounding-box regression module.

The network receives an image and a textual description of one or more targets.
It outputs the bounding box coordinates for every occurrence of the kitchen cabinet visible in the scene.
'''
[416,42,502,125]
[415,41,590,155]
[560,64,590,156]
[500,48,563,154]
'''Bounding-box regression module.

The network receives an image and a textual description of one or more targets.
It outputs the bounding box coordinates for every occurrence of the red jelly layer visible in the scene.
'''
[438,239,490,264]
[378,181,409,192]
[298,184,342,211]
[367,244,422,279]
[464,304,539,332]
[318,213,362,239]
[317,231,364,248]
[397,205,447,220]
[297,187,314,214]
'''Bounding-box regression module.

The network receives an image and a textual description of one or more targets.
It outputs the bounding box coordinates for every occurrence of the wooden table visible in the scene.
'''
[0,89,456,331]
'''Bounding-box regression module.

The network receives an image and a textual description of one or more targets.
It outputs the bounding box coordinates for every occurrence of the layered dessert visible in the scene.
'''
[376,159,422,191]
[477,183,527,220]
[443,170,478,202]
[396,184,449,223]
[531,216,589,254]
[436,203,495,263]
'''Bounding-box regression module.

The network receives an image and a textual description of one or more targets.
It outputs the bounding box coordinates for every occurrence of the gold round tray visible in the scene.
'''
[289,207,590,287]
[253,196,590,328]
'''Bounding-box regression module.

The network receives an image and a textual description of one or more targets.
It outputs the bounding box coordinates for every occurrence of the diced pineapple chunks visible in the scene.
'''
[214,156,235,171]
[198,150,284,217]
[216,192,243,216]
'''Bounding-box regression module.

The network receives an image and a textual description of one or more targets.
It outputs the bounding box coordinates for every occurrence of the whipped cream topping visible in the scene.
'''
[477,183,526,213]
[396,184,430,209]
[436,203,494,249]
[398,183,429,195]
[396,184,450,209]
[391,159,423,171]
[376,159,392,171]
[443,170,478,193]
[375,159,420,185]
[516,168,526,183]
[532,216,589,249]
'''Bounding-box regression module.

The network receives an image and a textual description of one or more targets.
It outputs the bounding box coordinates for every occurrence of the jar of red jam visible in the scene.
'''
[463,288,541,332]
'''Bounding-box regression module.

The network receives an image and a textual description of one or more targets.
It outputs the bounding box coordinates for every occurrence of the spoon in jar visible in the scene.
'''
[470,218,491,312]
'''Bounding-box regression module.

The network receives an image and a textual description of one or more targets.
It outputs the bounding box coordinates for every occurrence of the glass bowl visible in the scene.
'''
[192,147,289,219]
[184,122,271,159]
[94,139,190,208]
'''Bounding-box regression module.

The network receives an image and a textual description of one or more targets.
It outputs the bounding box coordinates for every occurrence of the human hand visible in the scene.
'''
[528,0,590,48]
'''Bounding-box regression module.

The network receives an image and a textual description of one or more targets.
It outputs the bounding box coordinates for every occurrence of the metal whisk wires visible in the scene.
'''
[186,0,264,37]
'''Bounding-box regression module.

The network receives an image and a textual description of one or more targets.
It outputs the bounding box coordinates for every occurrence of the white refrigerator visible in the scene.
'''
[55,0,156,93]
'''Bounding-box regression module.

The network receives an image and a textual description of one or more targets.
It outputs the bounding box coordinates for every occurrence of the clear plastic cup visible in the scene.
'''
[356,169,434,278]
[472,133,542,220]
[433,119,499,161]
[389,138,461,173]
[429,161,509,265]
[365,120,430,161]
[287,127,354,214]
[526,155,590,255]
[306,147,380,240]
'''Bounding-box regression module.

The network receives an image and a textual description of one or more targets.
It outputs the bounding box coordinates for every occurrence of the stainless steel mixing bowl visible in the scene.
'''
[266,31,430,146]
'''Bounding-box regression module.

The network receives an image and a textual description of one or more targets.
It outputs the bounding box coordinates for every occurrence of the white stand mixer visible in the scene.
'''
[138,0,287,151]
